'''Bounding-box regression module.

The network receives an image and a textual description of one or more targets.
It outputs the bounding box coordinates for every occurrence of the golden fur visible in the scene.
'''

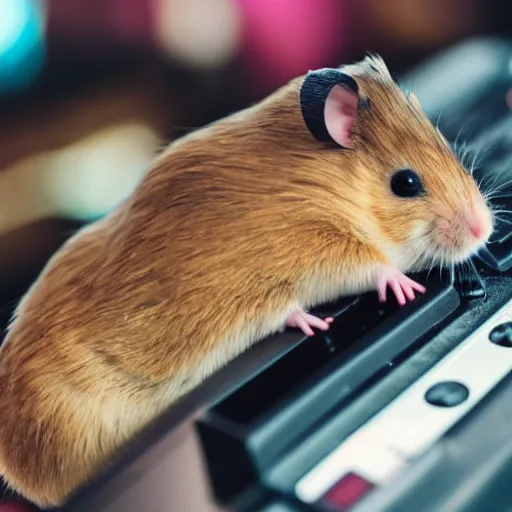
[0,56,492,508]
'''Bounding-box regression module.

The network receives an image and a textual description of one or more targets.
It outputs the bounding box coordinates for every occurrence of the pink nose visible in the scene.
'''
[470,219,484,239]
[468,207,491,241]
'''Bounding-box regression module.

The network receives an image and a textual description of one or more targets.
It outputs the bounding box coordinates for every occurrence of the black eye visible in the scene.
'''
[390,169,424,198]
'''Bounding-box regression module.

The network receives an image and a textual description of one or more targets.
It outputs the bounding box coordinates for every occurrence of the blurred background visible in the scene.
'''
[0,0,510,330]
[0,1,510,511]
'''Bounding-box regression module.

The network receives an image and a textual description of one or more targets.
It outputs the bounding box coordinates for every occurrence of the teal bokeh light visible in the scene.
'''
[0,0,46,93]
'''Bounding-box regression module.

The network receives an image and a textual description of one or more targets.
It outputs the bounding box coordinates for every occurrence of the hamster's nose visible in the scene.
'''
[469,218,484,239]
[467,203,493,242]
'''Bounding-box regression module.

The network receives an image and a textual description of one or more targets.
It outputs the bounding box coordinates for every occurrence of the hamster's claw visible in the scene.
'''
[285,305,333,337]
[375,264,426,306]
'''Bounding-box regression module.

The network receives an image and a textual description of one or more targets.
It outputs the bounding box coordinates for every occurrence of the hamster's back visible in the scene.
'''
[0,76,337,508]
[0,209,156,508]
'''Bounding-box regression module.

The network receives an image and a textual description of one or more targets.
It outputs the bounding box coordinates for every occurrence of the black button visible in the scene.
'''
[489,322,512,347]
[425,381,469,407]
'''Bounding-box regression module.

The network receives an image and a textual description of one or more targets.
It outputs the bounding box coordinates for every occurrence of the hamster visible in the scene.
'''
[0,55,494,509]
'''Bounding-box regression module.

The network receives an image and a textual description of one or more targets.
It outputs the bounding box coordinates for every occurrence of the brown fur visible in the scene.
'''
[0,56,493,508]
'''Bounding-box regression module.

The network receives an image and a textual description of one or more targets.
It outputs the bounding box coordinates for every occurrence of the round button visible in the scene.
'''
[489,322,512,347]
[425,381,469,407]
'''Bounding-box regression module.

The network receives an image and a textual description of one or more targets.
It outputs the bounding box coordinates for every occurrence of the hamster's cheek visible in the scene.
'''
[408,219,433,241]
[398,219,437,270]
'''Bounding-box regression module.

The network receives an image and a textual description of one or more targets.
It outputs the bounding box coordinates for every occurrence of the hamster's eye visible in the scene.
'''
[390,169,425,198]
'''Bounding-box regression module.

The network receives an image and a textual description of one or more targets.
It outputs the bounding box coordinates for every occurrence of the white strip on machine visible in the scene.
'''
[294,298,512,511]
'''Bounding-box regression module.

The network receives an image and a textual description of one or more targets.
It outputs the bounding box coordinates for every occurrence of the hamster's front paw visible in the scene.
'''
[284,303,333,337]
[374,264,426,306]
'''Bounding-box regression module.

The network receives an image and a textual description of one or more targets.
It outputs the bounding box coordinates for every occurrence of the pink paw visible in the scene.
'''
[374,265,426,306]
[285,305,333,337]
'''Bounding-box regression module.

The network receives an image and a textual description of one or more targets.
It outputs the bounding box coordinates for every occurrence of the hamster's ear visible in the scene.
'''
[300,68,359,148]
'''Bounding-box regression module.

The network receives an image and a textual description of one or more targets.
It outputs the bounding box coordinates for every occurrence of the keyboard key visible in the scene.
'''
[454,259,486,300]
[210,271,459,428]
[320,472,375,511]
[476,224,512,273]
[197,272,461,505]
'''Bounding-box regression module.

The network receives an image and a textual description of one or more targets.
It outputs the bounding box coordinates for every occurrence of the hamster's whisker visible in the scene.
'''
[478,153,511,190]
[486,185,512,199]
[478,179,490,197]
[485,176,512,195]
[492,209,512,216]
[494,216,512,225]
[460,143,471,170]
[435,105,444,130]
[468,147,483,177]
[453,139,464,164]
[462,143,484,177]
[452,120,475,159]
[458,261,468,281]
[485,192,512,201]
[438,250,445,280]
[420,252,436,272]
[450,262,456,283]
[473,148,490,170]
[462,145,478,172]
[453,263,460,283]
[471,143,492,170]
[479,172,501,195]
